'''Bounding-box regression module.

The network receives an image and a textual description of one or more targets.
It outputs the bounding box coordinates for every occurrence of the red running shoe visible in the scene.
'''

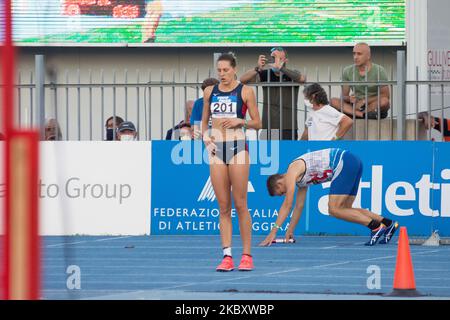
[216,256,234,272]
[238,254,254,271]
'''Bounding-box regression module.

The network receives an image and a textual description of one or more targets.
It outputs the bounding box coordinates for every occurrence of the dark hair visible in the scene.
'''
[217,52,237,68]
[201,77,220,91]
[105,116,124,127]
[303,83,329,106]
[266,174,283,196]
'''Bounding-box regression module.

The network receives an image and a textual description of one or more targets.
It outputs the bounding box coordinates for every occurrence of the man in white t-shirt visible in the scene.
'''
[300,83,353,141]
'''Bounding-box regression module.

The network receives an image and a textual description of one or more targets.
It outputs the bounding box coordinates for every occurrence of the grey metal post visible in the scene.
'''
[18,72,22,128]
[213,53,221,68]
[396,50,406,140]
[35,55,46,139]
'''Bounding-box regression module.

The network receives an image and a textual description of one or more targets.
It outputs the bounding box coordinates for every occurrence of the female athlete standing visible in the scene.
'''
[202,53,262,271]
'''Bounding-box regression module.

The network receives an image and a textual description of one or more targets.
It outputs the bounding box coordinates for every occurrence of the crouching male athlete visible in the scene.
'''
[259,148,399,246]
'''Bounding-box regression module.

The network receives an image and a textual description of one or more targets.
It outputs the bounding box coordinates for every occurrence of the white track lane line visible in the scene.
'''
[46,236,135,248]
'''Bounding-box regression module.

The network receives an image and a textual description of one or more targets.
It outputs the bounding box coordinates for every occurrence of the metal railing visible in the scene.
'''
[2,51,450,141]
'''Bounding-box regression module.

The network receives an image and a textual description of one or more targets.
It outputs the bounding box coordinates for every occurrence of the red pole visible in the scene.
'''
[2,0,41,300]
[2,0,15,300]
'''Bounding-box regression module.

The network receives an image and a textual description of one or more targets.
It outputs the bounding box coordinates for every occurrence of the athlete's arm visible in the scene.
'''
[202,86,214,143]
[259,167,300,246]
[242,85,262,130]
[285,187,307,241]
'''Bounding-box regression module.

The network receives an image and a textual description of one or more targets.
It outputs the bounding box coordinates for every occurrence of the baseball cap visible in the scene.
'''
[117,121,136,133]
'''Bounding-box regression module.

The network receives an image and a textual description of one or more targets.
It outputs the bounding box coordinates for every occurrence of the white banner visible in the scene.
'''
[0,141,151,236]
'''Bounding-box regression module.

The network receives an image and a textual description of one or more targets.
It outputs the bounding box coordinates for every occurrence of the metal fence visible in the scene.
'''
[3,51,450,141]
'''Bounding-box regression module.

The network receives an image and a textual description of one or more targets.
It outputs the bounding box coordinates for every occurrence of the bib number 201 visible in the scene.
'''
[213,102,233,113]
[211,96,237,118]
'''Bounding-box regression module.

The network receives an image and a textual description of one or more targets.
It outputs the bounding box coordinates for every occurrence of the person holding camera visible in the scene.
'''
[240,47,306,140]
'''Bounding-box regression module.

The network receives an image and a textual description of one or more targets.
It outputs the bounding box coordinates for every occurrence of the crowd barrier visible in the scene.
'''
[152,140,450,237]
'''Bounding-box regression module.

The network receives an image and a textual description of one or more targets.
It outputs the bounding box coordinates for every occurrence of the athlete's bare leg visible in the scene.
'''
[228,150,251,256]
[328,194,383,226]
[210,160,232,250]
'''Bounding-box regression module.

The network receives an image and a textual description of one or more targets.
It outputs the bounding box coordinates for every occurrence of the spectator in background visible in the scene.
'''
[190,78,220,140]
[44,118,63,141]
[105,116,124,141]
[117,121,138,141]
[330,43,390,119]
[179,123,192,140]
[418,112,450,141]
[300,83,353,141]
[240,47,306,140]
[166,100,194,140]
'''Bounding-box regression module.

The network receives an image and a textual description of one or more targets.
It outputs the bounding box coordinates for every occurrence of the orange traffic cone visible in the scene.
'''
[387,227,422,297]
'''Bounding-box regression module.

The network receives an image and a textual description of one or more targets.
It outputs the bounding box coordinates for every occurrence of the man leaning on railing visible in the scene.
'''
[240,47,306,140]
[330,43,390,120]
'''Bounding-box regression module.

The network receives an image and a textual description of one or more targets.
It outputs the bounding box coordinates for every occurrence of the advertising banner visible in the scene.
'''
[39,142,151,235]
[12,0,405,46]
[151,140,450,236]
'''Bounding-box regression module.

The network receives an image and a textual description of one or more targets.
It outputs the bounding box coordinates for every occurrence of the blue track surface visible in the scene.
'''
[42,235,450,300]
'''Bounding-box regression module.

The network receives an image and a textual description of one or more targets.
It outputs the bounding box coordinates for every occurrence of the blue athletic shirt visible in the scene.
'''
[210,83,247,119]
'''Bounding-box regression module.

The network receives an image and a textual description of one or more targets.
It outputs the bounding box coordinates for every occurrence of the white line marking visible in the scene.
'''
[361,255,396,262]
[210,275,256,283]
[142,283,198,290]
[46,236,135,248]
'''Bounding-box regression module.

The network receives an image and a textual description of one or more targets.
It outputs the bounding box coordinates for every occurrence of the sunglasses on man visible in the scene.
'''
[270,47,284,53]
